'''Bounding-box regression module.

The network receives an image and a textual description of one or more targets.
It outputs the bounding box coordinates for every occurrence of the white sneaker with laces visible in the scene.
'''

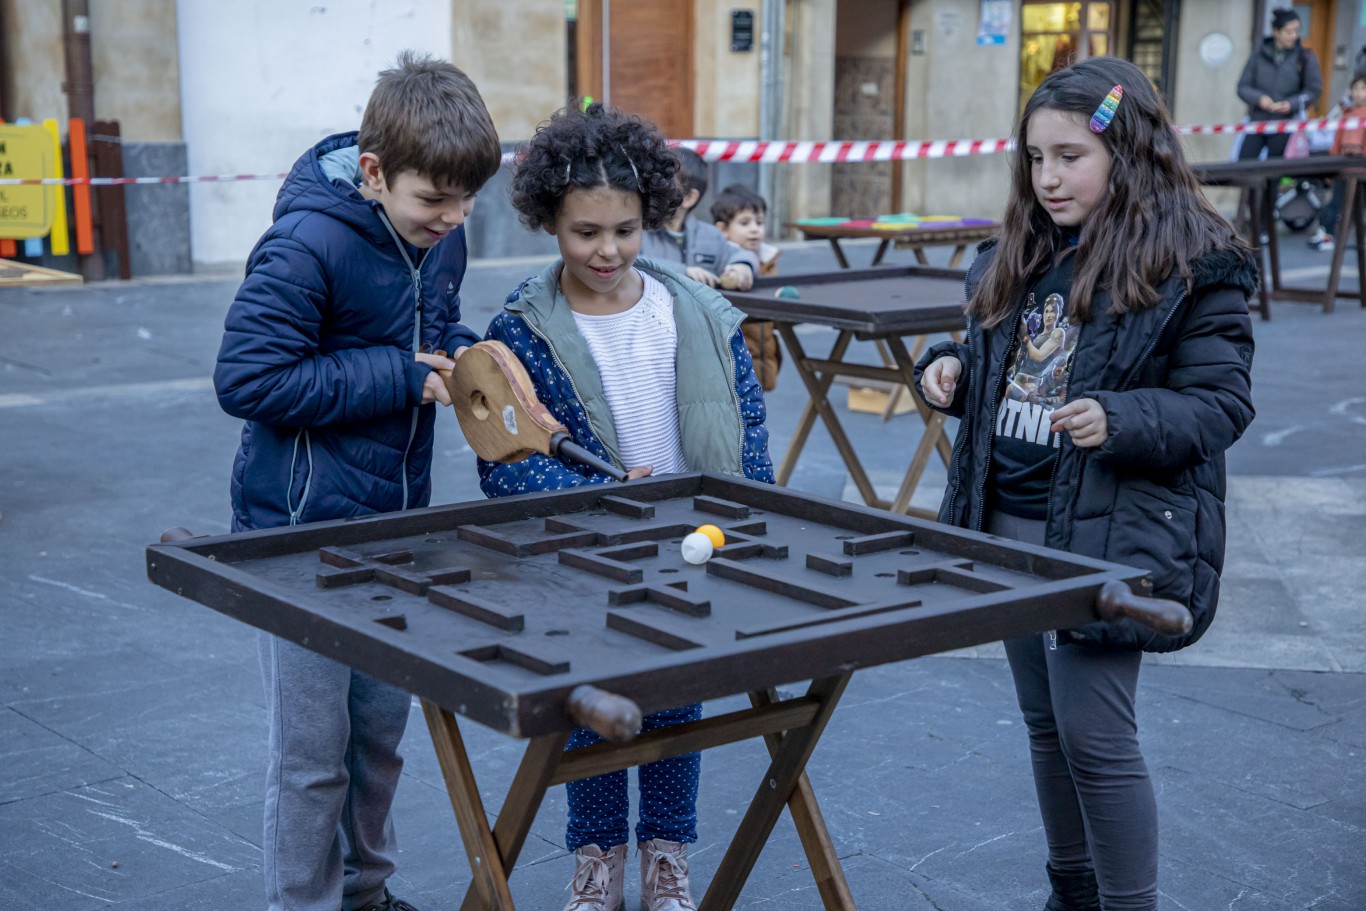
[638,839,697,911]
[563,844,627,911]
[1308,227,1329,247]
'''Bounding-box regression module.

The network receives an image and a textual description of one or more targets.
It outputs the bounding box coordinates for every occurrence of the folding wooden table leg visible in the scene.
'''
[773,324,882,508]
[700,674,854,911]
[748,688,856,911]
[827,238,851,269]
[423,700,519,911]
[457,729,571,911]
[1324,176,1357,315]
[1241,184,1272,321]
[773,325,854,487]
[870,238,891,266]
[1355,177,1366,309]
[1263,179,1283,294]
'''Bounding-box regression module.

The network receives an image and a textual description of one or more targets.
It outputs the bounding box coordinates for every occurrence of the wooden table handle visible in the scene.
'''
[565,685,643,743]
[1095,580,1193,636]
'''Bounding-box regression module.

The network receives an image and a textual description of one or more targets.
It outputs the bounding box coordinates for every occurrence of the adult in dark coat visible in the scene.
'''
[1236,7,1322,160]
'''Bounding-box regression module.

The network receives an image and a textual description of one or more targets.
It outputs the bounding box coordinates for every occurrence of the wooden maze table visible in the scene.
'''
[146,475,1187,911]
[723,267,967,519]
[791,216,998,269]
[1195,155,1366,320]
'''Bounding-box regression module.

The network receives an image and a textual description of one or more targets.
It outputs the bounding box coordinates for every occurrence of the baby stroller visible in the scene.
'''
[1276,177,1325,232]
[1275,104,1338,232]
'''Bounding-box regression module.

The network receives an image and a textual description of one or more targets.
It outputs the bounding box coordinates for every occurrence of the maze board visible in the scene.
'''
[147,473,1144,737]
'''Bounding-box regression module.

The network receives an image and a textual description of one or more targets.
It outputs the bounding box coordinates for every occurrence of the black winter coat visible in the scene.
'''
[1236,37,1322,121]
[914,241,1257,651]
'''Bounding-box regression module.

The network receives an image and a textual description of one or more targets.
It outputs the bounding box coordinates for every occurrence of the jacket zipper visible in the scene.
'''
[942,267,978,523]
[287,428,314,525]
[723,312,746,472]
[375,209,428,511]
[972,321,1020,533]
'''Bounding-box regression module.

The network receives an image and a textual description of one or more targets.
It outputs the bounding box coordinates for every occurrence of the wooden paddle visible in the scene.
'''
[438,340,628,482]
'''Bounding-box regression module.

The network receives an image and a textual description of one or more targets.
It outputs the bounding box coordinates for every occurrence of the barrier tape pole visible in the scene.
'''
[1,115,1360,186]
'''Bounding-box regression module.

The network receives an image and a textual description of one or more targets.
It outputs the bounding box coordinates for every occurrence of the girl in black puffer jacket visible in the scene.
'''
[915,58,1255,911]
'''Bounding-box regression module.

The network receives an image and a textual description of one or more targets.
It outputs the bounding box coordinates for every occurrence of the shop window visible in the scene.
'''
[1019,2,1116,113]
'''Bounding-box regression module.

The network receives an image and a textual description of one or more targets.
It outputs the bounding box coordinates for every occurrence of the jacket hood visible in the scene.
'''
[271,131,392,246]
[1260,36,1303,56]
[1190,245,1260,299]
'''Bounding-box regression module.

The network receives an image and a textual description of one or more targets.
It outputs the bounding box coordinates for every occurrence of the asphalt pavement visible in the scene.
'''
[1,230,1363,910]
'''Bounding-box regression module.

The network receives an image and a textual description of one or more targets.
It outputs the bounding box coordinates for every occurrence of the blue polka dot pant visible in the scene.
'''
[565,703,702,850]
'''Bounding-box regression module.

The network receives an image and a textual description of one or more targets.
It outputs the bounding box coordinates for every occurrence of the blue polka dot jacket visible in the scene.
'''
[478,258,774,496]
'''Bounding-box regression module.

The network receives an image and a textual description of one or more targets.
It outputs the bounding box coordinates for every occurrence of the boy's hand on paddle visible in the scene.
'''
[1051,398,1108,447]
[921,355,961,408]
[686,266,720,287]
[625,465,654,481]
[416,352,456,406]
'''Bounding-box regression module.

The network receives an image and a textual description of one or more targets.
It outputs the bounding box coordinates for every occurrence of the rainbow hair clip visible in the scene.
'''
[1090,85,1123,133]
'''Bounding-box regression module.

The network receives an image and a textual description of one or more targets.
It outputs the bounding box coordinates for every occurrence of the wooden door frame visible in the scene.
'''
[892,0,910,213]
[576,0,603,102]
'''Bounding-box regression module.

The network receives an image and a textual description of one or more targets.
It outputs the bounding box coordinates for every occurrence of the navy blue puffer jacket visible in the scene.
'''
[215,132,481,531]
[914,240,1257,652]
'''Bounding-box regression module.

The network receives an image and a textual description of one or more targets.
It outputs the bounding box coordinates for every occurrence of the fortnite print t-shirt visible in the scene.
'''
[989,255,1080,519]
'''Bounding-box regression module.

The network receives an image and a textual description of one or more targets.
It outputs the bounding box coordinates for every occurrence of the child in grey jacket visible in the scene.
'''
[640,147,758,290]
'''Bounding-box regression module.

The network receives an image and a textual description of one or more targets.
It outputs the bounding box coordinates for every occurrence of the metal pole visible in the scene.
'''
[62,0,95,125]
[601,0,611,104]
[758,0,786,234]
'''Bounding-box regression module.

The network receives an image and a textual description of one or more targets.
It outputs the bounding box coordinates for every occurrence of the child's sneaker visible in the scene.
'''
[639,839,697,911]
[1307,227,1332,249]
[1314,234,1336,252]
[563,844,627,911]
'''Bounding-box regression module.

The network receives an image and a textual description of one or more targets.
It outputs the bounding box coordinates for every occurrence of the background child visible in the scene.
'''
[641,147,759,291]
[1307,73,1366,251]
[711,183,782,390]
[711,183,780,275]
[483,101,773,911]
[915,58,1255,911]
[213,52,501,911]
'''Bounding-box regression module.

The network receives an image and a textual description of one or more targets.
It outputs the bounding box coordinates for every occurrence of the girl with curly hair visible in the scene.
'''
[478,102,774,911]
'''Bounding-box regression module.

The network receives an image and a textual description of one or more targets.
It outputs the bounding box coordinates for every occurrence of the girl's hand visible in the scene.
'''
[625,464,654,480]
[415,351,456,406]
[1050,398,1108,447]
[921,355,962,407]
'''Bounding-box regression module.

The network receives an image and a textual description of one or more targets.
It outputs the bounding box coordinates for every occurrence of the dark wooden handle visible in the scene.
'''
[1095,580,1193,636]
[551,433,629,482]
[565,685,642,743]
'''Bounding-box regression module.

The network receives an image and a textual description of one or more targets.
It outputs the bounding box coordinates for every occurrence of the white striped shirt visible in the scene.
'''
[571,272,688,475]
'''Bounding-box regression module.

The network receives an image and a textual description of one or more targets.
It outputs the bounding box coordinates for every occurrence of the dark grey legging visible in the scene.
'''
[988,512,1159,911]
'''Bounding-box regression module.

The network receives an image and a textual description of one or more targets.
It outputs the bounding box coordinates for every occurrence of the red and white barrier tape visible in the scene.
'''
[3,116,1362,186]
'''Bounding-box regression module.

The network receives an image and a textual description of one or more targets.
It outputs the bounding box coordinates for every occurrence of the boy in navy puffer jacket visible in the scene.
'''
[212,52,500,911]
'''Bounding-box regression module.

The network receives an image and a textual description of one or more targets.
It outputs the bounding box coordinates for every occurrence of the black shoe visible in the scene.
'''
[353,890,422,911]
[1043,864,1100,911]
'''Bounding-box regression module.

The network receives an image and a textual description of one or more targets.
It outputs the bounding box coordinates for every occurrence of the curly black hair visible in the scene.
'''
[511,102,683,231]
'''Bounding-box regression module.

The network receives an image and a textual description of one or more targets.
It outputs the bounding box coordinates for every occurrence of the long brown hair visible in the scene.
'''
[969,56,1247,327]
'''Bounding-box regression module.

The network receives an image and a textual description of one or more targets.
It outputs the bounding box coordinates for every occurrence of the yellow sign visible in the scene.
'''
[0,125,55,239]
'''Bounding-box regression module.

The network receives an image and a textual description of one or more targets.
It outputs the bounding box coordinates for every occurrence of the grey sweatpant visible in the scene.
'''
[259,633,410,911]
[989,512,1159,911]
